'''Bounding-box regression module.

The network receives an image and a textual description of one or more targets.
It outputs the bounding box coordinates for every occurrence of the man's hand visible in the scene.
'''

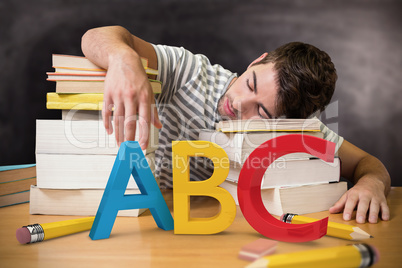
[334,140,391,224]
[102,50,162,149]
[329,175,390,223]
[81,26,162,150]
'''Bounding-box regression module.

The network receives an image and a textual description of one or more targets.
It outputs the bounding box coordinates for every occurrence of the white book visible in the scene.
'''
[199,130,325,164]
[215,118,321,133]
[61,109,102,120]
[36,119,159,155]
[227,157,340,188]
[220,181,347,216]
[35,153,155,189]
[51,54,158,75]
[29,185,147,217]
[52,54,106,71]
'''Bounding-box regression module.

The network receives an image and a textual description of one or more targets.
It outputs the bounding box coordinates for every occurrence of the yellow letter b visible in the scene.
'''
[172,141,236,234]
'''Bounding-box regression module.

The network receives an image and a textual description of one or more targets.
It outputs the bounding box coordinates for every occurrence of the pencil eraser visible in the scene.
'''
[16,227,31,244]
[238,238,278,261]
[371,245,380,264]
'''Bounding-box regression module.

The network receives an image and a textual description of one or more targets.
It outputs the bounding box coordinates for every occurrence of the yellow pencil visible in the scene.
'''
[281,213,372,240]
[16,217,95,244]
[246,243,379,268]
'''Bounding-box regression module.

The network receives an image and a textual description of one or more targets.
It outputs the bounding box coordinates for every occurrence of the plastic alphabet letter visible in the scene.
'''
[238,134,334,242]
[89,141,174,240]
[172,141,236,234]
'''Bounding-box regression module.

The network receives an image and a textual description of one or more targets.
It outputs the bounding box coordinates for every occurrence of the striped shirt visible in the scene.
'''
[152,44,343,189]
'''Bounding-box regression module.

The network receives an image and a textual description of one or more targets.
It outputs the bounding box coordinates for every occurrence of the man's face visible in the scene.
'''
[218,59,279,120]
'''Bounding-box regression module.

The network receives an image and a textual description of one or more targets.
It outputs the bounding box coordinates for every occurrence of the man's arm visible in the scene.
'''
[329,140,391,223]
[81,25,162,149]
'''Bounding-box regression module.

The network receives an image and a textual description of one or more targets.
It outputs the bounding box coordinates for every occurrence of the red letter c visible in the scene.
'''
[238,134,335,242]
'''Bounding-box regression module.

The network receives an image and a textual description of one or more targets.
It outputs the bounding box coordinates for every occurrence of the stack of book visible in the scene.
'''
[199,118,346,216]
[30,54,161,217]
[0,164,36,208]
[46,54,161,110]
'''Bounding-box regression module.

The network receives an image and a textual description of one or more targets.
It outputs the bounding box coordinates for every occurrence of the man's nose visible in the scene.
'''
[233,96,254,115]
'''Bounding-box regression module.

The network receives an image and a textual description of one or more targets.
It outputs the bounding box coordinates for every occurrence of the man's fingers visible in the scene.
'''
[151,98,162,129]
[329,192,347,214]
[138,99,151,150]
[368,200,380,224]
[138,117,150,150]
[380,201,390,221]
[102,99,113,135]
[342,193,358,221]
[355,196,371,223]
[113,102,125,145]
[124,102,138,143]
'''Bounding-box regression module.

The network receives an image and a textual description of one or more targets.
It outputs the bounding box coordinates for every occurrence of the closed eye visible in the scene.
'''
[246,78,253,92]
[247,75,272,119]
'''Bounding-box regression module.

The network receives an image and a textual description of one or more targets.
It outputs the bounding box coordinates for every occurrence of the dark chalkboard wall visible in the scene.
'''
[1,0,401,185]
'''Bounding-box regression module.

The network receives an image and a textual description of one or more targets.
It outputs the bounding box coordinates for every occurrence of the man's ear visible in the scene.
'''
[247,52,268,69]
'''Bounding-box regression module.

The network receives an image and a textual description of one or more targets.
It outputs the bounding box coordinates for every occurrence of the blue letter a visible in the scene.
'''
[89,141,174,240]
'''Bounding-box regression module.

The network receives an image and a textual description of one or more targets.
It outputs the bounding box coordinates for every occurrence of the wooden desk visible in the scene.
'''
[1,188,401,268]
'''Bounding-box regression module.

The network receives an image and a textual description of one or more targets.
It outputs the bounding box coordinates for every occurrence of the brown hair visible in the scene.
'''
[253,42,337,118]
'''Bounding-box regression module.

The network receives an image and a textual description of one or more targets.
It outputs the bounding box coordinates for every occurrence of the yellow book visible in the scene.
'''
[47,78,162,110]
[47,93,104,110]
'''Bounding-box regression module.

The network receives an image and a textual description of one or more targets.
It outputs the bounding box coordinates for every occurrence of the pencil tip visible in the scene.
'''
[370,236,374,238]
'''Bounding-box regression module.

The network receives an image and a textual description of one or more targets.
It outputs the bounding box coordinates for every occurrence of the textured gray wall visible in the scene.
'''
[1,0,401,185]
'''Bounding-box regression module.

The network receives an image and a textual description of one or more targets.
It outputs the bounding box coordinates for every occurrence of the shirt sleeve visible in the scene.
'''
[152,44,201,101]
[319,120,344,153]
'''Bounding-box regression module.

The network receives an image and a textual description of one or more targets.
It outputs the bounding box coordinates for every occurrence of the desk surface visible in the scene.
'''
[1,188,401,268]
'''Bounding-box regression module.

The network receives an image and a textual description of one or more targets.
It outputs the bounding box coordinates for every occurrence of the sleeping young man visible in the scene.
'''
[81,25,391,224]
